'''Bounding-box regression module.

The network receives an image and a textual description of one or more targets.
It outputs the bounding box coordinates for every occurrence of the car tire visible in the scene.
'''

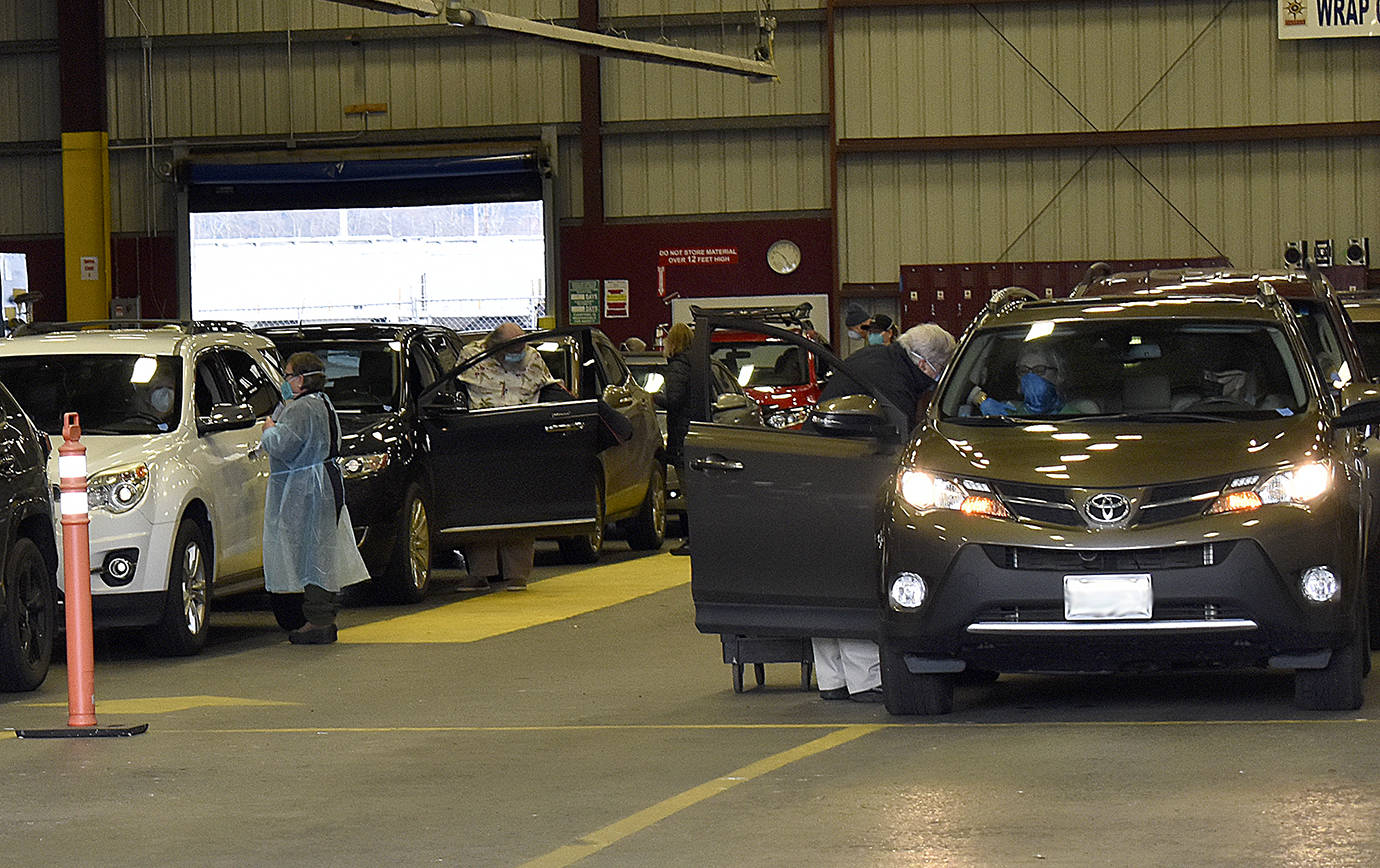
[559,477,605,564]
[379,483,432,604]
[880,643,954,715]
[270,592,307,632]
[146,519,210,657]
[1294,617,1366,711]
[0,537,55,692]
[625,465,667,551]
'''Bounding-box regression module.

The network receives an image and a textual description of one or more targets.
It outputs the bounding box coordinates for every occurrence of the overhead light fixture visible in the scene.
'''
[323,0,777,80]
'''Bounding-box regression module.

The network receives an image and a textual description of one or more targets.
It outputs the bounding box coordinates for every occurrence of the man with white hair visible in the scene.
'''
[816,322,956,430]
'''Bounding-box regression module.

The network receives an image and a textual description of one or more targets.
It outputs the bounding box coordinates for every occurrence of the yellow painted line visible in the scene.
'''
[23,695,300,715]
[518,724,884,868]
[340,552,690,644]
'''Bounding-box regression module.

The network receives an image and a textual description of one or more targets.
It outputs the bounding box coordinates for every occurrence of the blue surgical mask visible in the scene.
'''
[503,351,525,365]
[280,380,295,402]
[867,332,885,346]
[1020,372,1061,414]
[848,329,863,341]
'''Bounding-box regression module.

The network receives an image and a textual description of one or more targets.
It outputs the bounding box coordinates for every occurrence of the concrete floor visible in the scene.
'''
[3,543,1379,867]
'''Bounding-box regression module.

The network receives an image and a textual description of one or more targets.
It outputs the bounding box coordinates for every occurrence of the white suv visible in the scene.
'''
[0,321,283,655]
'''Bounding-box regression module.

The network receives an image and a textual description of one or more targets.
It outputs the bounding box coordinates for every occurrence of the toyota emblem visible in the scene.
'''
[1084,492,1131,525]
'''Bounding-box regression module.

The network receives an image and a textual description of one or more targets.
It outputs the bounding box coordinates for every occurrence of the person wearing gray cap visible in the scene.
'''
[843,303,873,342]
[815,321,956,430]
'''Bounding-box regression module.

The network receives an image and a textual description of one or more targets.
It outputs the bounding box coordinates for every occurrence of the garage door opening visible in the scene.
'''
[190,201,546,331]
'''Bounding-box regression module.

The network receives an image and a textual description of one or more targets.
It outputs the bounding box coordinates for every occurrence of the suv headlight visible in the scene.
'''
[341,452,389,479]
[767,407,811,429]
[897,469,1011,518]
[1207,461,1331,515]
[88,463,150,514]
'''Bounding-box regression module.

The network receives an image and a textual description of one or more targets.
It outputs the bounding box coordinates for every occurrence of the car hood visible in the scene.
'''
[44,432,180,481]
[911,415,1329,487]
[336,410,403,453]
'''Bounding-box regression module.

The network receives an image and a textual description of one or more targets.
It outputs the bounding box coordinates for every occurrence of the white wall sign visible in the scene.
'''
[1279,0,1380,38]
[80,256,99,281]
[604,279,629,318]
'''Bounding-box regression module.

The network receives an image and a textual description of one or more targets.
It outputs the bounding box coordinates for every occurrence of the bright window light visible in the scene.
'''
[737,364,755,387]
[130,356,157,384]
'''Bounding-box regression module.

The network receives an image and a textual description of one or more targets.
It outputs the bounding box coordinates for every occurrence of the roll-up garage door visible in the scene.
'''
[186,151,542,212]
[183,147,549,331]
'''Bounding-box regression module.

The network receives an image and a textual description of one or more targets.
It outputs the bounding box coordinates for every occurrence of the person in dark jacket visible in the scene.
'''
[655,323,694,555]
[816,323,955,431]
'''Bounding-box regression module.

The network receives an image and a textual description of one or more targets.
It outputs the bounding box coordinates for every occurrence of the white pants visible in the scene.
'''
[811,638,881,693]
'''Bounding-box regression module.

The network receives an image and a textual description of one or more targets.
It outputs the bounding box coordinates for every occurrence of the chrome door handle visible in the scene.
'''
[689,455,744,472]
[545,421,586,434]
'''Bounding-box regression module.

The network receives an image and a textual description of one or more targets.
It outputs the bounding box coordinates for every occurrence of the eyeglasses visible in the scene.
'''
[284,371,303,381]
[1016,364,1057,377]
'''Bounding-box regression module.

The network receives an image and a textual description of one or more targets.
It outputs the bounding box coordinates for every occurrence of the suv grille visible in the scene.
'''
[992,476,1226,529]
[982,542,1236,573]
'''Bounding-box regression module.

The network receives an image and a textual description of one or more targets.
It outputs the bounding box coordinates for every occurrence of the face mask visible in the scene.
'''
[503,351,525,365]
[867,332,886,346]
[1020,372,1061,414]
[847,329,863,341]
[280,380,296,402]
[150,387,174,414]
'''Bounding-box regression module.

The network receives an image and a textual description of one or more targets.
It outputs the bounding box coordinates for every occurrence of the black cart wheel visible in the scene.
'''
[800,661,813,691]
[732,662,745,693]
[754,662,765,687]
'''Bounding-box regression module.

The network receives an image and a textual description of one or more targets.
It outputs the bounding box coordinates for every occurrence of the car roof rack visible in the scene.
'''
[984,286,1040,316]
[689,302,814,329]
[11,319,251,337]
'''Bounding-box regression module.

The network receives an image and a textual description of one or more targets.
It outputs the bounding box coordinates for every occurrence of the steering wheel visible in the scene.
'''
[1183,395,1253,411]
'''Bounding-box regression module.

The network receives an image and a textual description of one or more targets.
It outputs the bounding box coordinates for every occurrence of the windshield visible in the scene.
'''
[711,341,808,388]
[938,319,1310,421]
[0,354,183,434]
[275,342,400,411]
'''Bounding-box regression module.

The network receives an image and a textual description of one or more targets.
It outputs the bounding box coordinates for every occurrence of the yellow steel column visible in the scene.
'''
[61,131,113,322]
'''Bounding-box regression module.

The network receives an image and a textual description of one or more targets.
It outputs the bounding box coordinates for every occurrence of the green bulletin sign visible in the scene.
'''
[568,279,600,325]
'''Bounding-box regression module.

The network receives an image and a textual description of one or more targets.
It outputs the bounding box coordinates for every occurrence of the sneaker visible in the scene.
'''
[288,623,338,645]
[505,580,528,591]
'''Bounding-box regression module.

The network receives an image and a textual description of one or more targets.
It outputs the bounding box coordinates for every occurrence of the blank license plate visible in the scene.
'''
[1064,574,1153,620]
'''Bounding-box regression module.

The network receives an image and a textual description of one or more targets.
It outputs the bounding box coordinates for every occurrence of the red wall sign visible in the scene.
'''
[658,248,738,266]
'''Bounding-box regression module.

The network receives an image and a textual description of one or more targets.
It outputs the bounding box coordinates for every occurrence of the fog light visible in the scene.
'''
[1299,566,1340,603]
[99,548,140,587]
[889,572,928,611]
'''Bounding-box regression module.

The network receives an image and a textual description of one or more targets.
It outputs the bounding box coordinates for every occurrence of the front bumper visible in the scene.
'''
[882,500,1362,673]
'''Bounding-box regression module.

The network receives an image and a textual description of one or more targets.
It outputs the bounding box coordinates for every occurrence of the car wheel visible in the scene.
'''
[559,478,605,564]
[146,519,210,657]
[380,483,431,604]
[1294,617,1367,711]
[0,537,55,692]
[270,592,306,632]
[880,643,954,715]
[625,465,667,551]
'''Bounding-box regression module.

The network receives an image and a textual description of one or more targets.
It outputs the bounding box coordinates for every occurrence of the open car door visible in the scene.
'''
[420,328,602,542]
[684,315,910,640]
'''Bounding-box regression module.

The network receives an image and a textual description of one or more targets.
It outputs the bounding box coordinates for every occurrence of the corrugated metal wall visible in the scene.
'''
[1,0,1377,285]
[839,140,1380,278]
[836,0,1380,282]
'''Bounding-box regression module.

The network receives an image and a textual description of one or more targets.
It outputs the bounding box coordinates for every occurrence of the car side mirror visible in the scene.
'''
[807,395,891,437]
[711,393,750,414]
[198,402,256,435]
[1335,385,1380,429]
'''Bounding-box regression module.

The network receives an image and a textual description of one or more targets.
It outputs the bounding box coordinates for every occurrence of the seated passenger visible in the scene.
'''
[458,322,559,409]
[970,345,1097,416]
[1172,361,1261,410]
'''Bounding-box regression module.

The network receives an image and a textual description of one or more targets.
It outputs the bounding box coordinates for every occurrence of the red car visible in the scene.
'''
[693,303,827,429]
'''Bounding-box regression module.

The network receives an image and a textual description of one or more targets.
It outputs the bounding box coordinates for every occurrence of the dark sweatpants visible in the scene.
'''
[302,583,339,626]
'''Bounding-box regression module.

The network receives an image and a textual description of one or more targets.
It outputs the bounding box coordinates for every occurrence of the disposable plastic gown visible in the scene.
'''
[260,392,370,593]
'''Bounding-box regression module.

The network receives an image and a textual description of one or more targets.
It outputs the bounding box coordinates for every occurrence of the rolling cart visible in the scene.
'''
[719,634,814,693]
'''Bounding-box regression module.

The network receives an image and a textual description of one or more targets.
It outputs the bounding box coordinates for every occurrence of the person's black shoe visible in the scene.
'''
[848,686,885,703]
[289,623,338,645]
[670,542,691,556]
[819,687,850,701]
